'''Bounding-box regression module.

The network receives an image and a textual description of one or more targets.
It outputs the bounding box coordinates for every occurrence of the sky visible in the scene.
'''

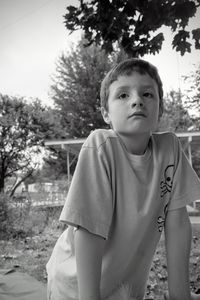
[0,0,200,106]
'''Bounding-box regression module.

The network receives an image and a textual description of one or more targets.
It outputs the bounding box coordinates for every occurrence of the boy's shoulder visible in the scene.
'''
[83,129,117,150]
[152,131,179,150]
[152,131,178,142]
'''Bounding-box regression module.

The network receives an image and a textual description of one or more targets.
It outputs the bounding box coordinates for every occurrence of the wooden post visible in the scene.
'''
[188,136,192,166]
[67,150,70,184]
[61,144,70,185]
[187,136,197,209]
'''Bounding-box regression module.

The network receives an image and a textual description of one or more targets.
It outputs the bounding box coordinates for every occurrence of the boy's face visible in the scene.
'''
[101,71,160,137]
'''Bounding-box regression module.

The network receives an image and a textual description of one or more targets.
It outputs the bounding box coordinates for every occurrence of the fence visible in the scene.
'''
[9,191,67,208]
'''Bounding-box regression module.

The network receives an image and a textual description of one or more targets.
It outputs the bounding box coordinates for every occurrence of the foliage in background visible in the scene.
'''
[0,192,31,239]
[64,0,200,57]
[158,90,194,132]
[183,62,200,130]
[45,39,128,179]
[0,193,13,238]
[46,39,114,178]
[50,38,118,138]
[0,94,66,195]
[181,63,200,177]
[0,191,63,240]
[159,89,200,177]
[40,148,76,181]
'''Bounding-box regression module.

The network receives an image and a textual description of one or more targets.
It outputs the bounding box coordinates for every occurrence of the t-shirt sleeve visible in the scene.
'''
[59,136,113,239]
[168,135,200,211]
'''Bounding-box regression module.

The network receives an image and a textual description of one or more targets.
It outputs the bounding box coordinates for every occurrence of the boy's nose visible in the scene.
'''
[131,95,144,108]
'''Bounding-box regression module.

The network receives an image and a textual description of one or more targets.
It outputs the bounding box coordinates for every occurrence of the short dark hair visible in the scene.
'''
[100,58,163,117]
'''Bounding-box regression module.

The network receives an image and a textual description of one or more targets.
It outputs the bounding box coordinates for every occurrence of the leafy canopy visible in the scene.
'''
[44,39,118,179]
[64,0,200,56]
[50,39,118,138]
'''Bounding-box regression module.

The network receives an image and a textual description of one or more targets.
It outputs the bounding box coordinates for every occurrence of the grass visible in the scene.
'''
[0,206,63,283]
[145,224,200,298]
[0,226,59,283]
[0,209,200,299]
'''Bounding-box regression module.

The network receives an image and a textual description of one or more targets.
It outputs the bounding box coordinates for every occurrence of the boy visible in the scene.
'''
[47,58,200,300]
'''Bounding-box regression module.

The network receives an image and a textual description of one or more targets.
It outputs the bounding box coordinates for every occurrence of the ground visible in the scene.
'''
[0,223,200,299]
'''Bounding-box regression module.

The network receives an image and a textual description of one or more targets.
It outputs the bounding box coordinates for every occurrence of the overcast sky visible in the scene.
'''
[0,0,200,106]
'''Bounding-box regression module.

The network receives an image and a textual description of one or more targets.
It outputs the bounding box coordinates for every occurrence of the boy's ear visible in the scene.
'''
[101,107,110,124]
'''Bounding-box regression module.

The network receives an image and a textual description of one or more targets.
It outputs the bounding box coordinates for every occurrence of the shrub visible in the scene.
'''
[0,192,64,240]
[0,193,13,239]
[0,192,32,239]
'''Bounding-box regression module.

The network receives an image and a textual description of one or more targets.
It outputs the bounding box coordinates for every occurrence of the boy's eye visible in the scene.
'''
[143,92,153,98]
[118,93,129,100]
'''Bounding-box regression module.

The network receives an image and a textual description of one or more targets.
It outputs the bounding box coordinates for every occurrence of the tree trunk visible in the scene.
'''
[0,176,5,193]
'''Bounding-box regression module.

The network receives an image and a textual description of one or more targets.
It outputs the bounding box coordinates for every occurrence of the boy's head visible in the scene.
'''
[100,58,163,118]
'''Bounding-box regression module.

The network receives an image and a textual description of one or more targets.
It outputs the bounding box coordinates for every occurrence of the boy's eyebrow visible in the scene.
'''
[114,84,156,91]
[114,85,131,92]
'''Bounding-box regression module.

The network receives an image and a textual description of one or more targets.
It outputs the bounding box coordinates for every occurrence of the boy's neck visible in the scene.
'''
[117,132,151,155]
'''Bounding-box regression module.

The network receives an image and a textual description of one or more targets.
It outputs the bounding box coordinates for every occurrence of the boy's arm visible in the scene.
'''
[74,227,106,300]
[164,206,192,300]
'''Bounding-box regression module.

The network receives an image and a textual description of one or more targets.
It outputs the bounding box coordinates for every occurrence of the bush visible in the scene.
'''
[0,193,13,239]
[0,192,32,239]
[0,192,64,240]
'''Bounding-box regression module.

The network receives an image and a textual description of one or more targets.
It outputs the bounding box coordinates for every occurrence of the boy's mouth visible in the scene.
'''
[128,111,147,118]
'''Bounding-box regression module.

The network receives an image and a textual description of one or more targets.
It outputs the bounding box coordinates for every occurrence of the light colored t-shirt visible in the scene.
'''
[47,129,200,300]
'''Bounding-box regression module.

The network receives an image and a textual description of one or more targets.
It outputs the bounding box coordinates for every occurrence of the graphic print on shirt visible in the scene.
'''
[157,164,175,232]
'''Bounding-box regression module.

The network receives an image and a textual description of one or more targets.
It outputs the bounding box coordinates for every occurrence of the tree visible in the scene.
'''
[64,0,200,57]
[181,64,200,177]
[183,63,200,129]
[0,94,65,195]
[50,38,120,138]
[158,89,193,132]
[37,147,71,180]
[43,39,123,179]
